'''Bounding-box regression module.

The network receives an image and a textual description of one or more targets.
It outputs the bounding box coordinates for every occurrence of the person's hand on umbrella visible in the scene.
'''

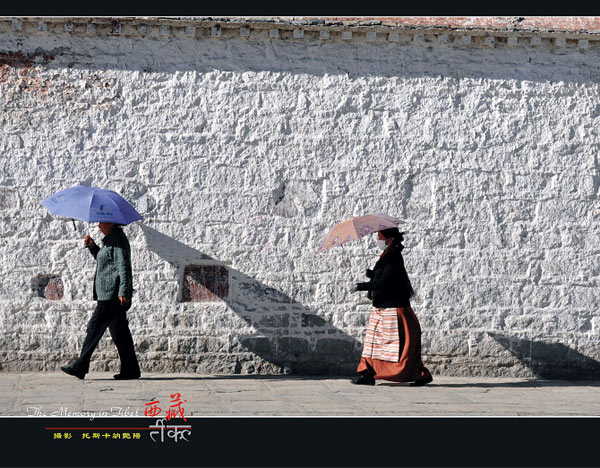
[84,234,96,249]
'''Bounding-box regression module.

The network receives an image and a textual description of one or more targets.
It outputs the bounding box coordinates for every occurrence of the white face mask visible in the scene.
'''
[377,239,388,251]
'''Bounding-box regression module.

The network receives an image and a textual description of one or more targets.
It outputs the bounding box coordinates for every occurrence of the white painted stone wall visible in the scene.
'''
[1,23,599,377]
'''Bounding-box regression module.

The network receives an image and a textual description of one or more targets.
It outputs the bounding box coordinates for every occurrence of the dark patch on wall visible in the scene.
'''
[0,47,66,67]
[0,50,55,83]
[271,180,321,218]
[0,51,34,68]
[182,265,229,302]
[0,49,122,106]
[0,188,17,209]
[31,274,64,300]
[272,182,286,205]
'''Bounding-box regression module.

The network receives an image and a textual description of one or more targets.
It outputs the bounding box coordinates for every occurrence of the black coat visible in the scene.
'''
[356,243,414,308]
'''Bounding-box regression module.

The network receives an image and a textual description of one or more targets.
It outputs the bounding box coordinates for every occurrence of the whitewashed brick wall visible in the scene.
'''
[1,22,599,378]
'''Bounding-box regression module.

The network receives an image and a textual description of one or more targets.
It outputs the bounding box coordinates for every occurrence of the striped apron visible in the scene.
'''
[361,306,401,362]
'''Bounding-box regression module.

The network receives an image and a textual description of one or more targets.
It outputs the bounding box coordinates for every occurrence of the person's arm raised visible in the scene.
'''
[84,234,100,258]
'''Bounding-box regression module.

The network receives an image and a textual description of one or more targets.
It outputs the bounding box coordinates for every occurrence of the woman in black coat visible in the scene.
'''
[351,228,432,386]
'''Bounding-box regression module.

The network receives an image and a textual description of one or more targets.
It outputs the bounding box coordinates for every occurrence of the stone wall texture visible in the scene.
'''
[1,19,599,378]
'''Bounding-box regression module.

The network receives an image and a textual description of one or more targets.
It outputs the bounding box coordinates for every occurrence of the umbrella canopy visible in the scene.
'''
[317,213,405,252]
[41,184,143,225]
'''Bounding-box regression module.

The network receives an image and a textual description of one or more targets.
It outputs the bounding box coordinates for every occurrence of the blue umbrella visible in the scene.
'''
[41,184,143,229]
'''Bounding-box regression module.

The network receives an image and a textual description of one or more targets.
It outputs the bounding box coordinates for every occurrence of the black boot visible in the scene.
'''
[351,362,376,386]
[351,373,376,385]
[113,373,141,380]
[60,365,85,380]
[410,374,433,386]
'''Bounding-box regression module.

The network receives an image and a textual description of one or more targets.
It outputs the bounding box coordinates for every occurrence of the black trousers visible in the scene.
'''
[70,299,140,376]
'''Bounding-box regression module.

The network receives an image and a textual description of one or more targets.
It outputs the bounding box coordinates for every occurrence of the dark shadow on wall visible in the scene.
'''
[139,223,362,375]
[1,36,599,85]
[488,332,600,380]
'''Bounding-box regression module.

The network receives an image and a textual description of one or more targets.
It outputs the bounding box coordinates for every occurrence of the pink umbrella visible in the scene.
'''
[317,213,405,252]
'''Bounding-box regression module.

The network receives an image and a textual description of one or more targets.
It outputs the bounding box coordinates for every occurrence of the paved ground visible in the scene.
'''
[1,372,599,417]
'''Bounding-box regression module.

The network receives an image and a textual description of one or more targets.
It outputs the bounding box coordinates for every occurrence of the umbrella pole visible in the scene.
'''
[71,219,76,231]
[337,244,344,304]
[360,237,367,259]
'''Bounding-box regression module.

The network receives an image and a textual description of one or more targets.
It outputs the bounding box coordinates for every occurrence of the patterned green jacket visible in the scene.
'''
[87,227,133,301]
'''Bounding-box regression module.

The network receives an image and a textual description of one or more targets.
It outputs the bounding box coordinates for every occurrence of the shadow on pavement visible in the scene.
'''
[378,380,600,388]
[89,376,600,387]
[91,375,355,382]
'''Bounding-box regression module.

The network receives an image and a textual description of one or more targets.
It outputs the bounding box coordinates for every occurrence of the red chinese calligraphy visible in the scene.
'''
[144,400,162,418]
[166,393,187,422]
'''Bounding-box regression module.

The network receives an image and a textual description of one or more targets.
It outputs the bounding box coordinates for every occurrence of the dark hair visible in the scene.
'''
[379,227,405,251]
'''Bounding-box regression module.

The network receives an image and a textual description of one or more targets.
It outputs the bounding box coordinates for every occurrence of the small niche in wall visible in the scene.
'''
[182,265,229,302]
[31,274,64,300]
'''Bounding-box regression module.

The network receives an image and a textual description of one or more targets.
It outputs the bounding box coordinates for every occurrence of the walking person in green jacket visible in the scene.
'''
[61,222,141,380]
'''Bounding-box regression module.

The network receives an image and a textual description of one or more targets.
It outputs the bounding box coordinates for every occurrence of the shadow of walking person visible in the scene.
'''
[138,224,362,375]
[488,332,600,380]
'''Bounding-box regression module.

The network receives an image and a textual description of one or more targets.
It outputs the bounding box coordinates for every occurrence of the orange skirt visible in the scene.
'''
[357,306,431,382]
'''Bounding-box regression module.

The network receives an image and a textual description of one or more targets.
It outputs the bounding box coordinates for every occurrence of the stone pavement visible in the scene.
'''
[1,372,599,417]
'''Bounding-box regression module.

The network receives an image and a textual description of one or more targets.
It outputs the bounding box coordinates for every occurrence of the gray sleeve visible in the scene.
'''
[113,246,133,298]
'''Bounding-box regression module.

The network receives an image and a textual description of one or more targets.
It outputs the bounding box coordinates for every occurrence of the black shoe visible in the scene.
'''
[60,365,85,380]
[363,360,376,376]
[113,373,141,380]
[351,374,376,386]
[410,375,433,387]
